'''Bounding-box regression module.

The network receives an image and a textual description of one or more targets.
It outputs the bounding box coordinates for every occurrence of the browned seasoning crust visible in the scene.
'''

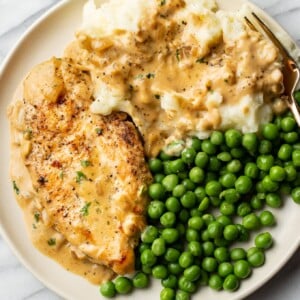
[7,57,152,277]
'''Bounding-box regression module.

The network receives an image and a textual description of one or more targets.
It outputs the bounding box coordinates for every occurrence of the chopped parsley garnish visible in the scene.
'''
[160,0,166,5]
[146,73,155,79]
[135,74,144,80]
[59,171,64,179]
[13,181,20,195]
[23,128,33,140]
[81,202,92,216]
[47,238,56,246]
[34,212,40,223]
[81,160,92,168]
[154,94,161,100]
[176,49,181,62]
[196,57,206,64]
[95,128,103,135]
[76,171,87,183]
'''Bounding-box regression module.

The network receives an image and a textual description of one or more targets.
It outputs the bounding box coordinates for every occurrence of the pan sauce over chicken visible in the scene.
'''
[7,58,152,283]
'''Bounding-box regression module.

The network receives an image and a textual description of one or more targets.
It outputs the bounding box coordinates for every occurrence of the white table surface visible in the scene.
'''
[0,0,300,299]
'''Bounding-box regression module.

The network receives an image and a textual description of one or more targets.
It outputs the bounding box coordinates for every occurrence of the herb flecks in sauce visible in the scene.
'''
[81,202,92,216]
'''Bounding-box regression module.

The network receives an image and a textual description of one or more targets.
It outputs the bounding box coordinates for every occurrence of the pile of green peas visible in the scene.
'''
[100,112,300,299]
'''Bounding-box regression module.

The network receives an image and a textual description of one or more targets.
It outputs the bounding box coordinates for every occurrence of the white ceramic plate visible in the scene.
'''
[0,1,299,299]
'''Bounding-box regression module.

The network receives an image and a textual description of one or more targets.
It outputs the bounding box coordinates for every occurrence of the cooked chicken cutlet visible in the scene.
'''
[8,57,152,277]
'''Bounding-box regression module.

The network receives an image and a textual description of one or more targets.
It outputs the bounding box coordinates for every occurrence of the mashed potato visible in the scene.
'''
[65,0,284,156]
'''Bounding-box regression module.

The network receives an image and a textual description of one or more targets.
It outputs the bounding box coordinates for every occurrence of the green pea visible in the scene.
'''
[181,148,196,164]
[179,252,194,269]
[242,213,261,230]
[155,174,165,183]
[216,215,232,226]
[210,196,222,207]
[179,209,190,223]
[100,281,116,298]
[166,197,181,213]
[141,249,157,267]
[283,132,298,144]
[205,171,218,183]
[178,276,197,293]
[220,173,236,188]
[214,247,230,262]
[231,147,246,159]
[259,140,272,154]
[190,208,202,217]
[184,265,201,282]
[262,175,279,192]
[201,140,217,155]
[225,129,242,148]
[114,277,133,294]
[244,162,259,179]
[255,232,273,249]
[202,241,215,256]
[278,144,293,161]
[284,165,297,181]
[257,155,274,172]
[242,133,258,153]
[162,228,180,244]
[218,262,233,277]
[236,224,250,242]
[209,274,223,291]
[189,167,205,183]
[161,212,177,227]
[202,257,218,272]
[182,179,195,191]
[149,158,163,173]
[202,213,215,226]
[291,187,300,204]
[162,275,178,289]
[181,191,197,208]
[194,187,206,201]
[133,272,149,289]
[223,274,239,291]
[220,201,235,216]
[223,224,239,241]
[160,287,175,300]
[152,265,168,279]
[162,175,179,192]
[266,193,282,208]
[188,241,202,257]
[198,197,210,212]
[211,131,224,145]
[207,221,223,239]
[235,175,253,194]
[160,151,172,161]
[190,137,202,151]
[233,260,251,279]
[281,116,296,132]
[250,195,264,210]
[259,210,275,226]
[220,189,240,204]
[294,90,300,104]
[217,152,232,162]
[186,228,200,242]
[168,263,184,275]
[142,265,152,275]
[262,123,279,140]
[175,290,190,300]
[152,238,166,256]
[148,183,165,199]
[141,226,159,243]
[164,248,181,262]
[169,159,186,174]
[226,159,242,173]
[269,166,286,182]
[230,248,247,261]
[188,216,204,230]
[195,152,209,168]
[292,149,300,167]
[247,248,265,267]
[237,202,252,217]
[172,184,186,198]
[205,181,222,197]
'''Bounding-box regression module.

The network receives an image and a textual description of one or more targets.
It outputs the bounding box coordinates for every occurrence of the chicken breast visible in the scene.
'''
[7,57,152,277]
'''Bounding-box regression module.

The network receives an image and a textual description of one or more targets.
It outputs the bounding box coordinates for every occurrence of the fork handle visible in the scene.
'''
[288,97,300,127]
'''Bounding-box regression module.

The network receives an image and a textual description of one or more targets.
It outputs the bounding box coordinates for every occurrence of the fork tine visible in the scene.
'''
[244,16,258,32]
[251,12,292,59]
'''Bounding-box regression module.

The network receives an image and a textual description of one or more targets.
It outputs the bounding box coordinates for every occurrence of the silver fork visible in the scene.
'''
[245,13,300,126]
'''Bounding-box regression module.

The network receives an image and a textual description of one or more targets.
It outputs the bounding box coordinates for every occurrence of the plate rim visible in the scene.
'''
[0,1,299,300]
